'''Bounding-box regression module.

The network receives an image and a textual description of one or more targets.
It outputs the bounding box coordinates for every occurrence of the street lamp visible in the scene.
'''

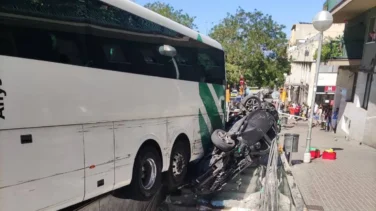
[303,11,333,163]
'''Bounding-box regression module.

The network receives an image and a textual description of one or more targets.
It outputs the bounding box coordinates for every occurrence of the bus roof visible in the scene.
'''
[105,0,223,50]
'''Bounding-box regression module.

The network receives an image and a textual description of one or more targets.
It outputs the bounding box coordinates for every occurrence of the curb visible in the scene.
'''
[280,152,308,211]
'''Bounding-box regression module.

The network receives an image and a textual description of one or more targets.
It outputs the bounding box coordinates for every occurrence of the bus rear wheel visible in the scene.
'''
[130,146,162,200]
[166,141,189,190]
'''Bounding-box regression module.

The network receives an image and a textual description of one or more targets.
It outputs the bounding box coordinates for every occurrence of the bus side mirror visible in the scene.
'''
[158,45,177,57]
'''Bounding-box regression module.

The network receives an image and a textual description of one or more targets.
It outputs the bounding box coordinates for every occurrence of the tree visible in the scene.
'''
[209,8,290,88]
[144,2,197,29]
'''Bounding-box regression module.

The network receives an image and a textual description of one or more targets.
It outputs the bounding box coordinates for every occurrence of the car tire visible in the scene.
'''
[211,129,235,152]
[240,95,262,113]
[130,145,162,200]
[166,141,189,190]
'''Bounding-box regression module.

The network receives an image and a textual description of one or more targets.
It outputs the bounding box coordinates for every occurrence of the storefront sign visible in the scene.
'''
[324,86,336,93]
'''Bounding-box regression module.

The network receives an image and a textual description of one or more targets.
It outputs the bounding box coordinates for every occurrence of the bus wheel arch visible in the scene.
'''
[138,139,163,164]
[166,133,191,190]
[130,139,163,200]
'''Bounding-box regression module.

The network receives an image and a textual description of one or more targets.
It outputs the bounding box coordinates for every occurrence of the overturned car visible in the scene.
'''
[186,96,280,195]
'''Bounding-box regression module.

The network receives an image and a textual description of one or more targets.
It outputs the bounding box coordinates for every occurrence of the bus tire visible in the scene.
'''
[130,145,162,200]
[166,140,189,190]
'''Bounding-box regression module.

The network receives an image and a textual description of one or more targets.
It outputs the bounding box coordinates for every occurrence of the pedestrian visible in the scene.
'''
[317,105,323,127]
[245,86,250,97]
[279,102,285,113]
[325,108,332,132]
[314,103,319,115]
[307,106,311,119]
[332,107,339,134]
[294,104,301,120]
[321,107,327,129]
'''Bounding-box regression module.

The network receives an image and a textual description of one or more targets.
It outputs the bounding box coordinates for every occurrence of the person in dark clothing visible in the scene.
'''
[332,108,339,133]
[325,108,332,132]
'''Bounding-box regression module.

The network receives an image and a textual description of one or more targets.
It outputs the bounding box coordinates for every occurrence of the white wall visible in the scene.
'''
[317,72,337,86]
[286,62,312,85]
[335,68,357,101]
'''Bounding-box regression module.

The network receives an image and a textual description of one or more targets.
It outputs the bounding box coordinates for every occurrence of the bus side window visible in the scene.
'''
[0,30,17,57]
[197,49,225,85]
[174,47,200,82]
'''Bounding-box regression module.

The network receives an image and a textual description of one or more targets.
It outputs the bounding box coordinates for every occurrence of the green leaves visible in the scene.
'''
[144,2,197,29]
[209,8,290,88]
[313,36,344,61]
[145,3,290,88]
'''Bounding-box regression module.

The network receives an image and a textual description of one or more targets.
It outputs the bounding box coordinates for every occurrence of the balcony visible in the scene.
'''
[325,0,344,12]
[324,0,376,23]
[327,39,364,60]
[341,40,364,59]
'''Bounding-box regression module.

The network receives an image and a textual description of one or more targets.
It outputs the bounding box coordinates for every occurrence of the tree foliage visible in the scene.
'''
[209,8,290,88]
[144,2,197,29]
[313,36,343,61]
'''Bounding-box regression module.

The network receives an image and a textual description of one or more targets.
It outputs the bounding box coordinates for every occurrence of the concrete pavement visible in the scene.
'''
[283,122,376,211]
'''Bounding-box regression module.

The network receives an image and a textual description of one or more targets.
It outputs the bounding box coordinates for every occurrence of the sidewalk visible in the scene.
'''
[283,122,376,211]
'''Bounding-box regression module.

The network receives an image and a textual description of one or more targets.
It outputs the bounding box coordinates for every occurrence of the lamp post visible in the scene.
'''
[303,11,333,163]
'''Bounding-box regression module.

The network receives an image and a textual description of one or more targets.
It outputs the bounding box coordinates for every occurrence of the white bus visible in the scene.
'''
[0,0,226,210]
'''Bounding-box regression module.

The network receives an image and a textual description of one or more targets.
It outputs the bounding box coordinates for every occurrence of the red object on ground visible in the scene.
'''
[322,151,336,160]
[310,150,321,159]
[289,107,295,115]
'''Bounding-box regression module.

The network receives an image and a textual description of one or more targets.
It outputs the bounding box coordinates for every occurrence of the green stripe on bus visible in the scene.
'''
[198,109,212,154]
[212,84,224,101]
[212,84,225,115]
[199,83,223,131]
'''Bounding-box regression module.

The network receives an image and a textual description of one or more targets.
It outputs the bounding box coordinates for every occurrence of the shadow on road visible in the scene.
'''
[291,160,303,166]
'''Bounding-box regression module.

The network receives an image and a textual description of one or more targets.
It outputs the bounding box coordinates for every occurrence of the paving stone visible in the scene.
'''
[283,122,376,211]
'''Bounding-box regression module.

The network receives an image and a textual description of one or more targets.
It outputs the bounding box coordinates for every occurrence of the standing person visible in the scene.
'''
[317,105,323,128]
[245,85,250,97]
[225,85,230,122]
[321,107,327,129]
[302,105,308,120]
[325,108,332,132]
[279,102,285,113]
[314,103,319,115]
[294,104,300,120]
[332,107,339,134]
[307,106,311,119]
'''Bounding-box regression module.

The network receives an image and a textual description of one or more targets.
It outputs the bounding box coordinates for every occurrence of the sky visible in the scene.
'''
[135,0,327,38]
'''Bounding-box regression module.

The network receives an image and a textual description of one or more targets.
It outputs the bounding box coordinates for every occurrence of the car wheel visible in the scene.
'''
[240,96,262,113]
[211,129,235,152]
[130,146,162,200]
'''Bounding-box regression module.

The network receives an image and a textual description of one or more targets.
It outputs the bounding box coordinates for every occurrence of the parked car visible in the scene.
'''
[231,90,238,97]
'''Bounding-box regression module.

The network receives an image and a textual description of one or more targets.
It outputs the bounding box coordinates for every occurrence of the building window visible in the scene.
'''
[362,73,373,109]
[367,17,376,43]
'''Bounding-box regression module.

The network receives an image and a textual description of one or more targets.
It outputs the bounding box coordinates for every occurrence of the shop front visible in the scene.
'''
[315,86,336,106]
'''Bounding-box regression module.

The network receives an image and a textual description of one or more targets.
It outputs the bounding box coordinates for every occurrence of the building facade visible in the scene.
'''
[327,0,376,148]
[286,23,345,106]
